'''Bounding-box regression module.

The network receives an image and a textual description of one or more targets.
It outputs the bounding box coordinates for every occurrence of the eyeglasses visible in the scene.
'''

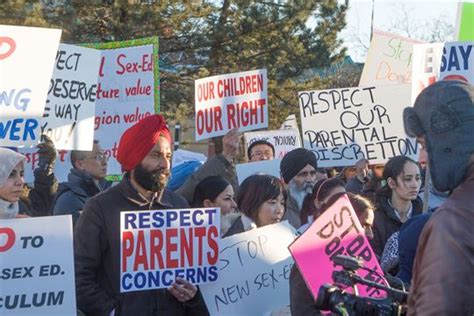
[251,150,273,159]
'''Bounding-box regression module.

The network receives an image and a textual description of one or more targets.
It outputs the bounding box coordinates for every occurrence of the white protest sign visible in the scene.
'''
[359,29,423,86]
[42,44,101,150]
[411,41,474,102]
[0,215,76,315]
[439,42,474,82]
[88,38,158,176]
[0,25,61,147]
[244,129,301,160]
[411,43,444,102]
[236,159,282,184]
[299,85,418,167]
[280,114,299,132]
[200,221,297,316]
[195,69,268,141]
[120,208,220,292]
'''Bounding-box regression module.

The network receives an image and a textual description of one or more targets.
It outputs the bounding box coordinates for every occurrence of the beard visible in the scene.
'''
[289,180,314,211]
[133,163,170,193]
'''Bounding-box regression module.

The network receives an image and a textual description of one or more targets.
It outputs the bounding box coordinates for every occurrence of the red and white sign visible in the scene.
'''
[195,69,268,141]
[120,208,220,292]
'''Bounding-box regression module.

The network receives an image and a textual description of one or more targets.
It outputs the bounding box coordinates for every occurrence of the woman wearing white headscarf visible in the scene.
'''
[0,148,26,219]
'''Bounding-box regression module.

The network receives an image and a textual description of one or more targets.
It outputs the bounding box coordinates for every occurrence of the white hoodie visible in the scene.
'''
[0,148,26,219]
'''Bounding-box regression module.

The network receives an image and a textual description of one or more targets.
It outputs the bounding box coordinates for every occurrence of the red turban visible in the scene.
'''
[117,114,172,171]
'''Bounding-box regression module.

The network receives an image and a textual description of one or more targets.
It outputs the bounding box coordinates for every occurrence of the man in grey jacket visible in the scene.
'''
[53,140,111,225]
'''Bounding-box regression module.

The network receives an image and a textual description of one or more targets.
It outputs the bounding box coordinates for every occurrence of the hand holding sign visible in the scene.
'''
[168,277,198,302]
[222,128,242,162]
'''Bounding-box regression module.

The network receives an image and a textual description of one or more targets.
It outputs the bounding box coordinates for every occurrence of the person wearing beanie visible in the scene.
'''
[0,148,26,219]
[403,80,474,315]
[74,114,209,316]
[280,147,318,228]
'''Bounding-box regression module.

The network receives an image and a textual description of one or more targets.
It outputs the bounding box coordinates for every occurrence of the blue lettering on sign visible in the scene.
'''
[123,209,218,229]
[0,88,32,111]
[441,45,473,72]
[0,118,38,141]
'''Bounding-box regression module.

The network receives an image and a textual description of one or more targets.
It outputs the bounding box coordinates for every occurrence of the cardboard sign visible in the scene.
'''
[411,41,474,101]
[455,2,474,41]
[299,84,417,167]
[42,44,101,150]
[200,221,297,316]
[359,30,423,86]
[244,129,301,160]
[195,69,268,141]
[0,215,76,315]
[120,208,220,292]
[236,159,281,185]
[85,37,159,176]
[0,25,61,147]
[288,195,385,300]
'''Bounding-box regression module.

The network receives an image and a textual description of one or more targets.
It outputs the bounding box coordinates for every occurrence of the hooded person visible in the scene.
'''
[0,148,26,219]
[74,114,209,316]
[280,148,318,228]
[403,80,474,315]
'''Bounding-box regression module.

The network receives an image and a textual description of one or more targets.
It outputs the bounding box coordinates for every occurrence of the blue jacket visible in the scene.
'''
[53,168,111,225]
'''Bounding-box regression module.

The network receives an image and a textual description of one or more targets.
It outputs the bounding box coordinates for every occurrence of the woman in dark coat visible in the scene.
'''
[370,156,422,259]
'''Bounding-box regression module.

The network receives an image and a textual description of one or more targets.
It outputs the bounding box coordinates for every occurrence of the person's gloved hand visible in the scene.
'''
[37,135,57,171]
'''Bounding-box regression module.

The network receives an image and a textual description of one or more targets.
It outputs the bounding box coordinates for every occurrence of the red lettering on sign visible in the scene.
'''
[121,231,134,271]
[0,37,16,60]
[196,106,223,135]
[194,227,207,265]
[0,227,15,252]
[207,226,219,265]
[180,228,194,267]
[166,228,178,268]
[226,98,266,129]
[150,229,164,269]
[134,230,149,270]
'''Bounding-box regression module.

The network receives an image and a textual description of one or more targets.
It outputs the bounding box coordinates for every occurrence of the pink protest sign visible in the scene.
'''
[288,194,386,300]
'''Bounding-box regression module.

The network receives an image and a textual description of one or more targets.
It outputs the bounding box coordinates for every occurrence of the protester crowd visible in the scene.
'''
[1,79,474,315]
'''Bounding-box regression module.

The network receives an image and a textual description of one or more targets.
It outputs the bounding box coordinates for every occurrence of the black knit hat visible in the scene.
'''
[280,148,318,184]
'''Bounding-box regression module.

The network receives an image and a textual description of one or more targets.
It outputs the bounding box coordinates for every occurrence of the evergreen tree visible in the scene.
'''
[0,0,351,133]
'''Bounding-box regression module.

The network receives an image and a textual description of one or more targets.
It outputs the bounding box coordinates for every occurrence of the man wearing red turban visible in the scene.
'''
[74,114,209,316]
